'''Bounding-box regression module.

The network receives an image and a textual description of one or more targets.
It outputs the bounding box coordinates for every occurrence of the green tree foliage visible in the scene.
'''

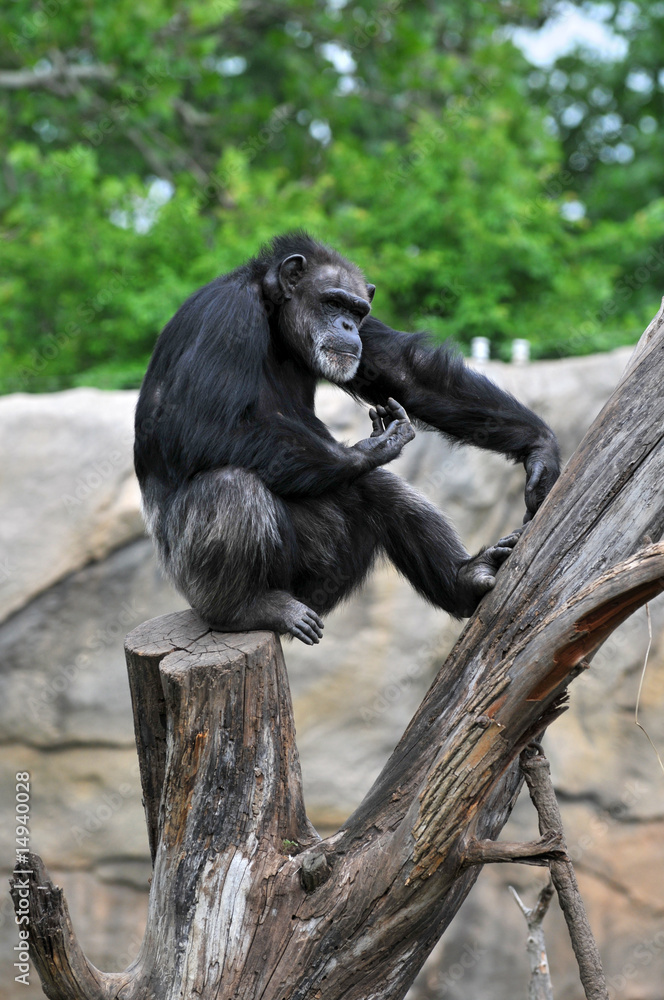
[0,0,661,392]
[523,1,664,343]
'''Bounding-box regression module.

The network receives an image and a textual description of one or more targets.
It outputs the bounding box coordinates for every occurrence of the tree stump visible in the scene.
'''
[10,303,664,999]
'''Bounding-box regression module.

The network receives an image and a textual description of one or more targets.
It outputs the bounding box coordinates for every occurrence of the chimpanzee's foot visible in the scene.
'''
[456,528,523,617]
[274,597,325,645]
[202,590,325,645]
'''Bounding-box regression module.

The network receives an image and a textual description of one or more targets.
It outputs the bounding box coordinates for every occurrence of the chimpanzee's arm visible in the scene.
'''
[137,399,414,500]
[347,317,560,516]
[224,409,414,498]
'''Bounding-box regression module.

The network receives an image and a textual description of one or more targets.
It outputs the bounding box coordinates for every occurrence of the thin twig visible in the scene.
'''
[509,879,555,1000]
[521,746,609,1000]
[634,603,664,775]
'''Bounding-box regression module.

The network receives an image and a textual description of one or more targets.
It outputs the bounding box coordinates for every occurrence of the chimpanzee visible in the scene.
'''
[134,232,560,644]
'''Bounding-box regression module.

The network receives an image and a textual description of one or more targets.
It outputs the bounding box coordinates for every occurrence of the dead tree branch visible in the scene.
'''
[510,879,555,1000]
[521,747,609,1000]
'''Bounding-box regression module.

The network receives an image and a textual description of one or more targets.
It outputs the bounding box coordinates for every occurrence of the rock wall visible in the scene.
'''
[1,349,663,999]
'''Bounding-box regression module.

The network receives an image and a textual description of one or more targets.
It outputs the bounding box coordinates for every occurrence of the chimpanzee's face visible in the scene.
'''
[264,254,375,383]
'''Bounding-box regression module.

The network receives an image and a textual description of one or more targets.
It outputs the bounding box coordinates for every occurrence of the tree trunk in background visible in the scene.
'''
[11,304,664,999]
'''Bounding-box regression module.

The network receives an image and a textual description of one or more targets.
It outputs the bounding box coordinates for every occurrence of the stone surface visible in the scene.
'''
[0,388,141,624]
[0,744,148,868]
[1,346,663,999]
[0,539,184,748]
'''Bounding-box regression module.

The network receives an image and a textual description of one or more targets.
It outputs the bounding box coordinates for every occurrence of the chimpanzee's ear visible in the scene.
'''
[366,283,376,302]
[278,254,307,299]
[263,254,307,303]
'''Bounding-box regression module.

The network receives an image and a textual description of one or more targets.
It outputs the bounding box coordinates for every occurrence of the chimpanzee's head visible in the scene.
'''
[262,240,375,383]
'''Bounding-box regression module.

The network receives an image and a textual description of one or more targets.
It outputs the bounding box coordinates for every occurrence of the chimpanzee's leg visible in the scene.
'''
[280,470,518,621]
[286,490,380,615]
[355,468,519,618]
[144,464,515,643]
[143,467,326,644]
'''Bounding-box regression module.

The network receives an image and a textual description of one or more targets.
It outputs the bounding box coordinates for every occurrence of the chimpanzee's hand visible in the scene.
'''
[353,398,415,468]
[456,528,523,617]
[523,437,561,522]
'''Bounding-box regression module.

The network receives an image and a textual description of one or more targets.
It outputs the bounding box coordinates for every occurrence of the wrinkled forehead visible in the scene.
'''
[316,263,370,299]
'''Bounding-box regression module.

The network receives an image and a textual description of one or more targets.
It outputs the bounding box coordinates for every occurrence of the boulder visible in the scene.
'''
[0,388,141,623]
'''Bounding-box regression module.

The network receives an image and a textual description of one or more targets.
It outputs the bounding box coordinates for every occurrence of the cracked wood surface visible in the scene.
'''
[11,306,664,999]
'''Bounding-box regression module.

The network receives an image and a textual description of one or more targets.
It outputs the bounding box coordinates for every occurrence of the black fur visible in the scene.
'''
[135,232,560,644]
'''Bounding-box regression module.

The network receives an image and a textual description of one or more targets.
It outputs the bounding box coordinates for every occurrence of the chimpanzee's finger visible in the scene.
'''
[486,545,514,566]
[303,610,324,639]
[368,408,384,436]
[494,528,523,548]
[525,460,545,510]
[385,397,408,421]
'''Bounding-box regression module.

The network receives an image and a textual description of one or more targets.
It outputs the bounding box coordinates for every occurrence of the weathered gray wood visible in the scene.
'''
[13,305,664,999]
[522,748,609,1000]
[9,853,114,1000]
[509,880,555,1000]
[124,608,244,861]
[124,621,320,998]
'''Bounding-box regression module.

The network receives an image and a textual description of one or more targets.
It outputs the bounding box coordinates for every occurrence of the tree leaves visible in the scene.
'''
[0,1,661,390]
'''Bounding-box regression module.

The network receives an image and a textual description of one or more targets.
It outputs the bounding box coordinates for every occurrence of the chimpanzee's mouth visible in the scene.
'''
[323,347,360,359]
[316,344,361,383]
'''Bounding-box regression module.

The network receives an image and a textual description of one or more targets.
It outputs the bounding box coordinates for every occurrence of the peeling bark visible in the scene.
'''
[11,305,664,998]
